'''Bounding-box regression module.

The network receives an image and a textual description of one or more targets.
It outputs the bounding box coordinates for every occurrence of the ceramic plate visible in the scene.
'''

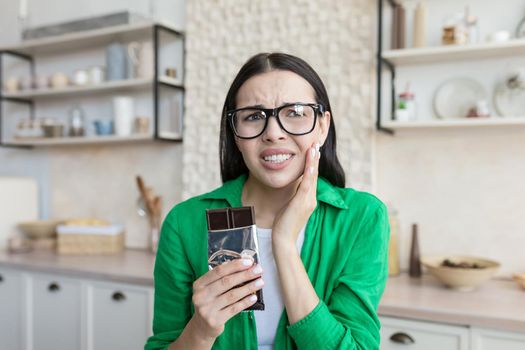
[433,78,488,119]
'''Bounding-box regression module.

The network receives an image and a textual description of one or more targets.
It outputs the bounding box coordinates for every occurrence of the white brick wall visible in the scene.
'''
[183,0,376,198]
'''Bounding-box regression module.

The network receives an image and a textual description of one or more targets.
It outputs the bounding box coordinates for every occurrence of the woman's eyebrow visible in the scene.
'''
[239,102,304,109]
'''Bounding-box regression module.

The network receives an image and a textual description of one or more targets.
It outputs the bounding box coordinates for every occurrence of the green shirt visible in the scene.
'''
[145,174,389,350]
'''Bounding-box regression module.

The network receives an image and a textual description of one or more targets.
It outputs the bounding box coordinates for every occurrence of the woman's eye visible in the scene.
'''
[244,112,265,121]
[285,106,305,117]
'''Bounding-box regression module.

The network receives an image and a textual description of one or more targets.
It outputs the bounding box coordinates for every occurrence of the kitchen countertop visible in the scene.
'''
[1,250,524,332]
[379,273,525,333]
[0,249,155,286]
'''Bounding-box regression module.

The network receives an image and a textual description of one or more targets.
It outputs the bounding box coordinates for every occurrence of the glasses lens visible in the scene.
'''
[232,109,267,138]
[278,104,316,134]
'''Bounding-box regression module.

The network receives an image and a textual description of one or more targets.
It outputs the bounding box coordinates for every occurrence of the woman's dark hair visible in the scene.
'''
[220,52,345,187]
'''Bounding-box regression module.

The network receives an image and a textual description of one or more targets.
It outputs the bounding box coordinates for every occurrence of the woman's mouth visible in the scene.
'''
[259,149,295,170]
[263,154,292,163]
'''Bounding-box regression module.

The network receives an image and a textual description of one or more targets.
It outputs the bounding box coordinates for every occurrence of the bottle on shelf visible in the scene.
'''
[391,2,406,49]
[413,1,427,48]
[465,6,479,45]
[409,223,422,278]
[387,205,401,276]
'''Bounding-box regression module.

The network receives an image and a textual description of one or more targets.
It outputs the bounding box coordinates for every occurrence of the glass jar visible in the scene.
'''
[68,105,85,137]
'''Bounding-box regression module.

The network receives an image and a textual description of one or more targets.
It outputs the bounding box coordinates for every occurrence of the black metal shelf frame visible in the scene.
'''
[0,23,185,148]
[376,0,397,134]
[153,24,185,142]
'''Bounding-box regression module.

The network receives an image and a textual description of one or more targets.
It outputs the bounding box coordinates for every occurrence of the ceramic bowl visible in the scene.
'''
[421,255,500,291]
[18,220,62,239]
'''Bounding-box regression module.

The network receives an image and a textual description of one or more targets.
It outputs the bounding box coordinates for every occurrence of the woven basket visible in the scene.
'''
[57,231,124,255]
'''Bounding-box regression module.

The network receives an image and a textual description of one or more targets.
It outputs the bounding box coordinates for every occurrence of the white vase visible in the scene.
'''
[113,96,134,136]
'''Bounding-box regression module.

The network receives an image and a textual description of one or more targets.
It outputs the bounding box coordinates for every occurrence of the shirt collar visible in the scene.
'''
[200,173,348,210]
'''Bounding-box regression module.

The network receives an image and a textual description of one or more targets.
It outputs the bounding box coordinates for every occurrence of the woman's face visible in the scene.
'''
[234,70,330,189]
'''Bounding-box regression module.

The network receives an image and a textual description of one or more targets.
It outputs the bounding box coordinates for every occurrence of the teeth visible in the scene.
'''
[263,154,292,163]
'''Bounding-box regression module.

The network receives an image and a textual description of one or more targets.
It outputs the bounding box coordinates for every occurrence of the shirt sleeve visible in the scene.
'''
[287,203,390,350]
[144,210,195,350]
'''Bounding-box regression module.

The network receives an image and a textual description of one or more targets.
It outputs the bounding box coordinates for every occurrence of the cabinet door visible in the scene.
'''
[88,281,152,350]
[380,316,469,350]
[0,269,23,350]
[471,327,525,350]
[31,274,82,350]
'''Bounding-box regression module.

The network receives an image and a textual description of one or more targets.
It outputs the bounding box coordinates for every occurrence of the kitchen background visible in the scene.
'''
[1,0,525,349]
[2,0,524,271]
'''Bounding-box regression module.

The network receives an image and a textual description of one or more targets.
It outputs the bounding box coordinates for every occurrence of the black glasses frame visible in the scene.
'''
[226,103,326,139]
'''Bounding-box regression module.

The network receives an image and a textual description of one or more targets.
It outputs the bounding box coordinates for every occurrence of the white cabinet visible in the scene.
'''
[30,274,82,350]
[0,267,153,350]
[0,268,24,350]
[87,281,153,350]
[471,327,525,350]
[381,316,525,350]
[381,316,470,350]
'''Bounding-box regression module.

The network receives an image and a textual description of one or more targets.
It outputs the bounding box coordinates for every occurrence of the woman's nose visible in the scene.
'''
[262,115,286,141]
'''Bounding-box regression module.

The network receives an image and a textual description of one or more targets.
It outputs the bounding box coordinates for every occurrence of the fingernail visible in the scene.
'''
[309,166,314,174]
[255,279,264,287]
[253,265,263,274]
[310,148,316,158]
[241,259,253,266]
[250,295,258,302]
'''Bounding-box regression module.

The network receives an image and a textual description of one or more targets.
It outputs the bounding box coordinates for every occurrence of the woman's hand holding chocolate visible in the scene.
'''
[190,258,264,340]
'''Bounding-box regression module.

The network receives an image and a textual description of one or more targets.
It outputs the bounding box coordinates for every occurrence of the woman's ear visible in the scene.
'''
[318,111,331,146]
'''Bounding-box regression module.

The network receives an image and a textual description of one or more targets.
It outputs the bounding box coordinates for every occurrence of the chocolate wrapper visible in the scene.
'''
[206,206,264,311]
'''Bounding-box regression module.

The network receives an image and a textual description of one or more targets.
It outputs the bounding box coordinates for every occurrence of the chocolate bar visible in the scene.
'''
[206,206,264,311]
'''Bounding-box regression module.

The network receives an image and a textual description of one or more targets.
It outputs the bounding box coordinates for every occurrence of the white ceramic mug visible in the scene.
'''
[88,66,105,84]
[73,69,89,86]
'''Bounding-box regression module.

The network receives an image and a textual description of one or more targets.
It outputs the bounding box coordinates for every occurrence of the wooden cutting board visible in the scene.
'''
[0,177,39,249]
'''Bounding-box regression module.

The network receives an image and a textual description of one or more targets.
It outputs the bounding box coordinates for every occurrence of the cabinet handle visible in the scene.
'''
[390,332,415,344]
[112,291,126,302]
[48,282,61,292]
[0,274,3,283]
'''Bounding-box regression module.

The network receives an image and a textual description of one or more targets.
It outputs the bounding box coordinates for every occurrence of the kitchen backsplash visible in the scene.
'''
[182,0,376,198]
[375,127,525,276]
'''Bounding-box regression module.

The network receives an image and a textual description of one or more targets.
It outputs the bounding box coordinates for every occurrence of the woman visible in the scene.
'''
[145,53,389,350]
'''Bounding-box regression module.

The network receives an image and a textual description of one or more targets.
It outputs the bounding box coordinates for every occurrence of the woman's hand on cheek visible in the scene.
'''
[272,142,320,248]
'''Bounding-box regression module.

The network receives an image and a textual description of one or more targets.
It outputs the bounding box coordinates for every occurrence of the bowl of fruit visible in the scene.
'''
[421,256,500,291]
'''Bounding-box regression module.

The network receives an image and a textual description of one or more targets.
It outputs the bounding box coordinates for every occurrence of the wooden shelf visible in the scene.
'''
[0,20,183,55]
[2,78,153,99]
[382,117,525,129]
[382,39,525,65]
[2,77,184,99]
[4,134,153,146]
[158,76,184,88]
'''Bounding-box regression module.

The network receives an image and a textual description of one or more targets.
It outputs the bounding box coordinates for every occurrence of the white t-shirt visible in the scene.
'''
[254,226,305,350]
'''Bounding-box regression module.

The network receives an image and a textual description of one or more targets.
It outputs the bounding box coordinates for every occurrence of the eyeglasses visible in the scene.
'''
[226,103,325,139]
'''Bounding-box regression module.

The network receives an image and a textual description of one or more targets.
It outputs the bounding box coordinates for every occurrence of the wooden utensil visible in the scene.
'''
[136,175,155,216]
